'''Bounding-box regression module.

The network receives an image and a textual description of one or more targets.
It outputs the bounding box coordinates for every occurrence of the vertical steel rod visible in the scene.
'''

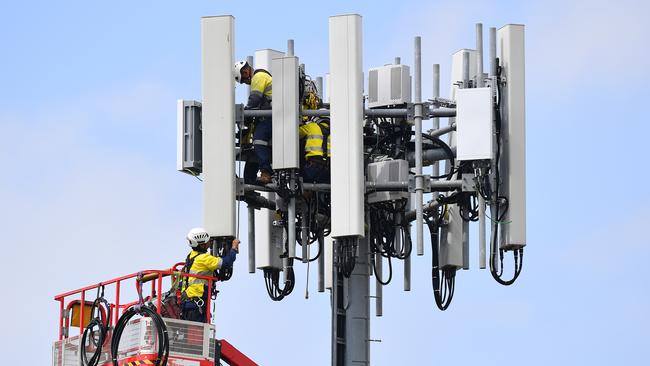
[476,23,484,88]
[404,223,412,291]
[414,36,424,256]
[287,39,295,57]
[375,252,383,316]
[489,27,497,92]
[479,196,487,269]
[288,185,296,260]
[432,64,440,177]
[302,205,309,263]
[246,54,255,274]
[248,207,256,273]
[318,233,325,292]
[462,51,470,88]
[315,76,324,100]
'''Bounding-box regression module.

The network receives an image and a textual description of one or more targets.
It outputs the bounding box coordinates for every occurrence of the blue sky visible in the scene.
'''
[1,0,649,365]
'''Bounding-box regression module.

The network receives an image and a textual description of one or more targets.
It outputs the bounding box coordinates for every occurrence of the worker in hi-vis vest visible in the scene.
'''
[299,90,330,184]
[299,115,331,183]
[235,60,274,184]
[181,228,239,322]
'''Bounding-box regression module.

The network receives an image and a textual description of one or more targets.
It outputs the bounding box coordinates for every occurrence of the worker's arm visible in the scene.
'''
[299,124,308,139]
[218,239,240,268]
[247,91,264,109]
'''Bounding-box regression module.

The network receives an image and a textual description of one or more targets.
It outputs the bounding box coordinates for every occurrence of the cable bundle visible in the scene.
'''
[337,237,358,278]
[110,303,169,366]
[80,293,111,366]
[425,212,456,311]
[264,264,295,301]
[368,199,412,285]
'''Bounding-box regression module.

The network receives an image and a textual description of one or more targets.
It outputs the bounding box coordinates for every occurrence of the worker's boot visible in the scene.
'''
[257,171,273,185]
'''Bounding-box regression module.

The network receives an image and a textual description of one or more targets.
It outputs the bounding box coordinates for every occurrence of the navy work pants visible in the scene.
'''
[252,119,272,174]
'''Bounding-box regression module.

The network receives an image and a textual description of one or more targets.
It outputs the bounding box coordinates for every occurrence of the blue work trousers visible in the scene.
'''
[302,160,330,183]
[253,119,272,174]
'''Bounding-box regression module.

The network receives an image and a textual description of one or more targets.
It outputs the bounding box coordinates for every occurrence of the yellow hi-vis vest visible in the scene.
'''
[182,250,221,299]
[299,118,331,158]
[248,69,273,109]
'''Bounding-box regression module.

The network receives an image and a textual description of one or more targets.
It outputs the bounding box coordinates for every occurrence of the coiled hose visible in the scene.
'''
[111,304,169,366]
[80,296,111,366]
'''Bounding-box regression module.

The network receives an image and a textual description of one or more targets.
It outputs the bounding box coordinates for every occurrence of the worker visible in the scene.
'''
[299,90,331,183]
[235,60,273,184]
[299,116,331,183]
[181,227,240,322]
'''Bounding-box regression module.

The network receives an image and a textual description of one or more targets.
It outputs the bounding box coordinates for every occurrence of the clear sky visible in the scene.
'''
[1,0,649,365]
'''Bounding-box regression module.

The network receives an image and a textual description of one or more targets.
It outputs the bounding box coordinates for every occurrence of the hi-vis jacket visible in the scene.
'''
[183,250,221,299]
[247,69,272,109]
[299,117,331,158]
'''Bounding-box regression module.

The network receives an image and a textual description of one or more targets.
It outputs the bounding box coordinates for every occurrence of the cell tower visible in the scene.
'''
[176,13,526,366]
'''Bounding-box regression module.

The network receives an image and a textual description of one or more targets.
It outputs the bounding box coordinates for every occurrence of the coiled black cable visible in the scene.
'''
[110,303,169,366]
[81,295,111,366]
[425,211,456,311]
[264,263,295,301]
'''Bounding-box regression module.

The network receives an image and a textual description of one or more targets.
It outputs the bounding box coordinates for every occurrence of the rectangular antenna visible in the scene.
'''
[497,24,526,249]
[201,16,235,237]
[272,56,300,169]
[329,14,365,238]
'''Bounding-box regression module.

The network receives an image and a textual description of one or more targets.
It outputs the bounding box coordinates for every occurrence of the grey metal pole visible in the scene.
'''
[302,205,309,263]
[287,39,294,57]
[489,27,497,92]
[462,51,470,88]
[288,176,297,260]
[316,76,324,99]
[414,36,424,257]
[318,233,325,292]
[345,237,370,365]
[404,223,412,292]
[244,107,455,119]
[375,252,383,316]
[476,23,484,88]
[247,207,256,273]
[479,196,487,269]
[432,64,440,178]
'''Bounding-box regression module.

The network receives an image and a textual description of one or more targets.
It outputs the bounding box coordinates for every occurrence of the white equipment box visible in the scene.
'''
[367,159,410,203]
[456,87,494,161]
[367,64,411,108]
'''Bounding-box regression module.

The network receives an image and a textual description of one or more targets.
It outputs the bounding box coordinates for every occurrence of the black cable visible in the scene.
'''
[263,264,295,301]
[111,303,169,366]
[425,213,456,311]
[420,134,456,180]
[81,293,111,366]
[489,59,524,286]
[373,254,392,286]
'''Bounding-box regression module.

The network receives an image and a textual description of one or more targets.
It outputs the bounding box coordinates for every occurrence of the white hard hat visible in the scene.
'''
[234,60,249,83]
[187,227,210,248]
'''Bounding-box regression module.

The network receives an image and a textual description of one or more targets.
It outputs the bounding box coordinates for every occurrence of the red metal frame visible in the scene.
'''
[54,264,220,340]
[54,264,258,366]
[219,340,259,366]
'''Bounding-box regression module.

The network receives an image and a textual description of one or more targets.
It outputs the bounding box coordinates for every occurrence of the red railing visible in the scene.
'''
[54,264,219,340]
